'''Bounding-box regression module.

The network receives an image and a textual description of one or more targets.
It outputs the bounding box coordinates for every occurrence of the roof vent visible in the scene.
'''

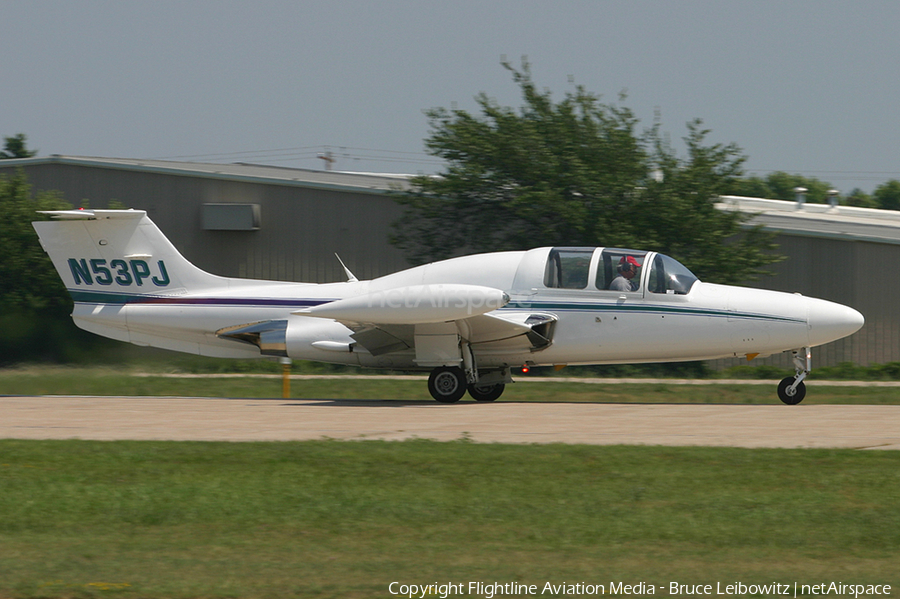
[794,186,808,209]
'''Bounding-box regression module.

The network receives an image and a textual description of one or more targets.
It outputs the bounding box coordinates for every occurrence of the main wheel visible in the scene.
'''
[777,376,806,405]
[468,383,505,402]
[428,367,467,403]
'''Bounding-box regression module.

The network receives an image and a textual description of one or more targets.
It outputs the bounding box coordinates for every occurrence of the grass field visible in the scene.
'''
[1,368,897,598]
[0,439,898,598]
[1,365,899,405]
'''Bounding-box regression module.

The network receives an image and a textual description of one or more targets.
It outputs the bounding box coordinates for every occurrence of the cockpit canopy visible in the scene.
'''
[543,247,698,295]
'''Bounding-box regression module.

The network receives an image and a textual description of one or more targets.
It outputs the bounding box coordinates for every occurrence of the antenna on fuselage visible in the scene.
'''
[334,253,359,283]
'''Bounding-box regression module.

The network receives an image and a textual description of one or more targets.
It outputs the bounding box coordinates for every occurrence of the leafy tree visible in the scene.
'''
[392,61,781,284]
[873,180,900,211]
[729,175,770,199]
[733,175,900,211]
[731,172,835,204]
[844,188,877,209]
[633,121,781,284]
[0,170,76,364]
[763,172,833,203]
[0,133,37,159]
[0,170,70,314]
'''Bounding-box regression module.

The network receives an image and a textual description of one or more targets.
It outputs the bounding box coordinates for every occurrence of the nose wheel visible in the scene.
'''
[777,347,810,405]
[777,377,806,405]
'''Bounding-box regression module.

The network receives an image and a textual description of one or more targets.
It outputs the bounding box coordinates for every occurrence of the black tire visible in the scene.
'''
[467,383,505,402]
[428,367,467,403]
[777,376,806,405]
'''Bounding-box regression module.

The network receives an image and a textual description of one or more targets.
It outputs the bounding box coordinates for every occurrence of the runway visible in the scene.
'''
[1,396,898,449]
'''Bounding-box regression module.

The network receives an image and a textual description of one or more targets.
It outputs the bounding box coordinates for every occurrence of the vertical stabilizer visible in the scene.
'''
[32,209,223,300]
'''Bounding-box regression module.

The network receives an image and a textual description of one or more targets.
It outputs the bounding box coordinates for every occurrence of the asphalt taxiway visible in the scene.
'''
[1,396,898,449]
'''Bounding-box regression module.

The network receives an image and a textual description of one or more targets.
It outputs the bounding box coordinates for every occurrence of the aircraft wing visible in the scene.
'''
[293,284,557,356]
[292,284,509,324]
[327,313,557,357]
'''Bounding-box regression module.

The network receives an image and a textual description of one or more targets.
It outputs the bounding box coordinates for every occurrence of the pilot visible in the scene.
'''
[609,256,641,292]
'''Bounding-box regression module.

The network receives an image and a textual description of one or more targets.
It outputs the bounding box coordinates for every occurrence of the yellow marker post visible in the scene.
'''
[280,357,292,398]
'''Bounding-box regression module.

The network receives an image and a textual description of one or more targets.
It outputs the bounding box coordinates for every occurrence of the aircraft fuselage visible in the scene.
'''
[34,211,864,403]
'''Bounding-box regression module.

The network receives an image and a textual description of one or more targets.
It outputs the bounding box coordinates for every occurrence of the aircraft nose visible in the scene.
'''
[806,298,865,346]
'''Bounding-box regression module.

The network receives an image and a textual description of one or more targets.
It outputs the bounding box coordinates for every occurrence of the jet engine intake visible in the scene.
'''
[216,320,288,357]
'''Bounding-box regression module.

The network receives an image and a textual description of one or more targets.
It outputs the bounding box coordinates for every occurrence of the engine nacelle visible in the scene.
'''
[218,317,408,367]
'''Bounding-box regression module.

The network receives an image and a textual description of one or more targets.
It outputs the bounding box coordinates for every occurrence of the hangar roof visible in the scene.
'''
[717,196,900,245]
[1,154,412,195]
[5,156,900,245]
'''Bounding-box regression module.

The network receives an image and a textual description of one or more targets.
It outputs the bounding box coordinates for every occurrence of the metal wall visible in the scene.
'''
[9,162,409,284]
[714,234,899,368]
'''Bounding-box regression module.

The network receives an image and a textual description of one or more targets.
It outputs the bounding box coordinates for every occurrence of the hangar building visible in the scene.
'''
[3,155,898,367]
[715,196,900,369]
[2,155,411,284]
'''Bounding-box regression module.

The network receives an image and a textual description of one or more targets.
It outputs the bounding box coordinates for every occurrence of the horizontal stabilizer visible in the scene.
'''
[39,209,147,220]
[293,284,509,325]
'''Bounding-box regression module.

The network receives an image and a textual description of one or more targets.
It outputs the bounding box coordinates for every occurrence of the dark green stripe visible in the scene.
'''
[504,301,804,323]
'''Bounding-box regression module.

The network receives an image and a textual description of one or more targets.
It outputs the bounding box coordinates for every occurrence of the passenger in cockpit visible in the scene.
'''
[609,256,641,292]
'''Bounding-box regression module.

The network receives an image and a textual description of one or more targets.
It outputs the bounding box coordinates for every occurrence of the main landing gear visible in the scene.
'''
[427,366,508,403]
[777,347,810,405]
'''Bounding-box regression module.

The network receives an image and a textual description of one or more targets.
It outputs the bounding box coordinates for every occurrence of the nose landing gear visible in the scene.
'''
[777,347,810,405]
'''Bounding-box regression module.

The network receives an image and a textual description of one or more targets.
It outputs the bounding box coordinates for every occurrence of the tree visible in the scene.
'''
[633,121,781,284]
[731,172,835,204]
[392,61,780,284]
[0,170,69,314]
[844,188,877,209]
[873,180,900,211]
[0,170,76,364]
[0,133,37,159]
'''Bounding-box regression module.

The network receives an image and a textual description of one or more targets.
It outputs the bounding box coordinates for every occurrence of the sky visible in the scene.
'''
[4,0,899,193]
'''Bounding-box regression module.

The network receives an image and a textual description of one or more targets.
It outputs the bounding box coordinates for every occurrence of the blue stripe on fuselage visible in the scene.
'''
[67,291,805,325]
[68,289,335,308]
[502,300,804,324]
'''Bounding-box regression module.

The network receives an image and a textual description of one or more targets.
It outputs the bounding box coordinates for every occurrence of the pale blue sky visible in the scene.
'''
[4,0,899,192]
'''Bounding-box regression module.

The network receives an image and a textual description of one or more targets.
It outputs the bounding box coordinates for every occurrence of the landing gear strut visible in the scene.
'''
[777,347,810,405]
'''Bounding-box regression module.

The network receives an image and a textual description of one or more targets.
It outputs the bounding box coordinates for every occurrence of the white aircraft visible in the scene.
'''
[33,209,864,405]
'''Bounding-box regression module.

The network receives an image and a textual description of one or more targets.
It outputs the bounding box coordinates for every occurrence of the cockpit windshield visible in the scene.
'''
[542,247,698,295]
[647,254,699,295]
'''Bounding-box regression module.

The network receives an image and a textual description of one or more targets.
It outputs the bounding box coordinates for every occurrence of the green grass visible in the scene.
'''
[1,366,899,404]
[0,440,897,598]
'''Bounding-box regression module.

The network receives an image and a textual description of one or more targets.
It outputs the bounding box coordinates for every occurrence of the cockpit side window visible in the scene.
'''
[597,249,646,293]
[648,254,699,295]
[544,248,593,289]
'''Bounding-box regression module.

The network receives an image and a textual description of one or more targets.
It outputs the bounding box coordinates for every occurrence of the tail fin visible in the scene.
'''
[32,209,222,301]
